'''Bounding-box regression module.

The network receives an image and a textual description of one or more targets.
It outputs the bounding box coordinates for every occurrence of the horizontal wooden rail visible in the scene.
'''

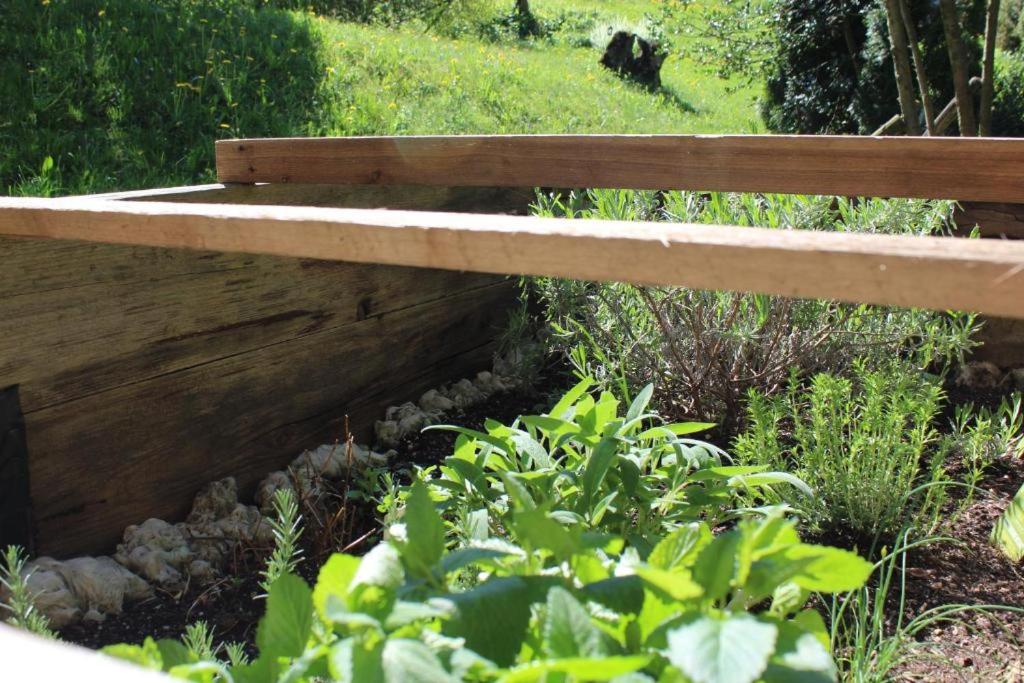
[2,197,1023,317]
[1,624,169,681]
[216,134,1024,203]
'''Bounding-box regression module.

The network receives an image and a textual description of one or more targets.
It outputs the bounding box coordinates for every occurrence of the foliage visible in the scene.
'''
[992,51,1024,136]
[4,0,760,197]
[417,378,808,552]
[0,546,55,638]
[947,393,1023,503]
[992,483,1024,562]
[1,0,345,196]
[531,189,977,436]
[734,363,951,546]
[105,493,870,682]
[760,0,984,134]
[260,488,305,595]
[827,530,1011,681]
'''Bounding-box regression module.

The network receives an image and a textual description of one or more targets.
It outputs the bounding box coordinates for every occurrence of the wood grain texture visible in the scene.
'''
[2,197,1023,318]
[955,201,1024,239]
[0,236,500,412]
[23,271,515,556]
[215,135,1024,202]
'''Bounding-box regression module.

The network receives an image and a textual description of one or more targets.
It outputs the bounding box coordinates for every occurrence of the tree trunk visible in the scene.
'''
[883,0,922,134]
[939,0,979,136]
[514,0,539,37]
[979,0,1001,136]
[899,0,936,134]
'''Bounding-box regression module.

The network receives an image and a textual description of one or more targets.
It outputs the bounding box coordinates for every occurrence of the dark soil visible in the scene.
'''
[59,367,571,653]
[889,455,1024,681]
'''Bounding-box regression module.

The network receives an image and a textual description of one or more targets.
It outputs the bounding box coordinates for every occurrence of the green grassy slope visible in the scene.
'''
[1,0,759,196]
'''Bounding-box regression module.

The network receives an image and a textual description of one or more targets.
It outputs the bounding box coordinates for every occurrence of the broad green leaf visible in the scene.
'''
[626,384,655,421]
[510,430,553,469]
[549,377,593,420]
[692,531,742,601]
[350,543,404,620]
[401,481,446,576]
[156,639,192,670]
[782,545,872,593]
[635,566,704,602]
[512,508,581,560]
[727,472,813,498]
[500,471,538,511]
[499,655,652,683]
[992,483,1024,562]
[649,523,712,570]
[230,656,276,683]
[313,553,361,621]
[581,575,645,615]
[768,582,810,619]
[102,638,162,670]
[381,639,457,683]
[792,609,831,653]
[384,600,452,630]
[581,437,620,513]
[761,619,836,683]
[440,546,513,574]
[543,586,609,658]
[665,614,778,683]
[330,637,384,683]
[256,574,313,662]
[443,576,558,666]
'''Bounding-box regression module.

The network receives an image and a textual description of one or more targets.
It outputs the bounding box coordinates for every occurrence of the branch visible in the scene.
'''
[939,0,979,136]
[979,0,1001,136]
[884,0,922,134]
[899,0,937,134]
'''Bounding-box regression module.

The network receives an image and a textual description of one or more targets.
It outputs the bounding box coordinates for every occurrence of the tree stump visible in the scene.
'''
[600,31,666,90]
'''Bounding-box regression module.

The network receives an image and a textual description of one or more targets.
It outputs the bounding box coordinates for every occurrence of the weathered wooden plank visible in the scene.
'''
[28,279,515,556]
[2,624,170,682]
[216,135,1024,202]
[1,198,1023,318]
[954,201,1024,239]
[0,236,501,412]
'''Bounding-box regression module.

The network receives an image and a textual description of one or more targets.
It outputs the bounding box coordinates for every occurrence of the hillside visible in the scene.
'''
[1,0,759,196]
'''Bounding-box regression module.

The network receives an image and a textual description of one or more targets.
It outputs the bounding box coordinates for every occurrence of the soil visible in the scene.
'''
[889,456,1024,681]
[59,366,571,653]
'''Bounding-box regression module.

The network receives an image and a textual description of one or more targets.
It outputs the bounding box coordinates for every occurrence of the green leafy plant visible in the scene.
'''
[260,488,304,595]
[948,393,1024,502]
[992,484,1024,562]
[105,487,871,683]
[734,363,951,546]
[419,378,809,552]
[532,189,978,436]
[1,546,55,638]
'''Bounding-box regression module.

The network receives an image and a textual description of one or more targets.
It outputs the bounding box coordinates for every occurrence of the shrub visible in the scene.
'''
[1,0,343,195]
[992,51,1024,137]
[417,378,808,552]
[733,362,950,546]
[531,189,978,436]
[761,0,984,134]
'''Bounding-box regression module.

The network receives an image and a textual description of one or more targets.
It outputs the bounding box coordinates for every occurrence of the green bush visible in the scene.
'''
[733,363,950,546]
[761,0,984,134]
[1,0,343,195]
[992,51,1024,137]
[101,380,873,683]
[531,190,978,435]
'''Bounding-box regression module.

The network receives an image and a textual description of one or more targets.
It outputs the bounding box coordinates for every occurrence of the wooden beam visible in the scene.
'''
[2,197,1023,318]
[83,182,535,214]
[215,135,1024,203]
[1,624,169,682]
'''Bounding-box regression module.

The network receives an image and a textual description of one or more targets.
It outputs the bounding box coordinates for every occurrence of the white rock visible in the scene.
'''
[114,518,191,588]
[375,419,402,448]
[955,361,1004,390]
[59,556,150,616]
[255,470,293,514]
[18,558,80,629]
[419,389,455,415]
[445,379,486,408]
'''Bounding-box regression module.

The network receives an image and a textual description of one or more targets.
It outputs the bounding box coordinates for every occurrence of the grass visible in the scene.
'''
[2,0,760,197]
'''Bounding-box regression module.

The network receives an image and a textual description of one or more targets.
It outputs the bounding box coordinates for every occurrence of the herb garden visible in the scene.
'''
[1,133,1023,683]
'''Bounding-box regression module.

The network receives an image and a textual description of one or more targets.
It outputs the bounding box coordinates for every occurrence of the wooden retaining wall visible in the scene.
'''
[2,134,1024,559]
[0,184,529,557]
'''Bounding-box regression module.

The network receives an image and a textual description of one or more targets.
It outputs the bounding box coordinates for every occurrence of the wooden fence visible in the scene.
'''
[0,134,1023,674]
